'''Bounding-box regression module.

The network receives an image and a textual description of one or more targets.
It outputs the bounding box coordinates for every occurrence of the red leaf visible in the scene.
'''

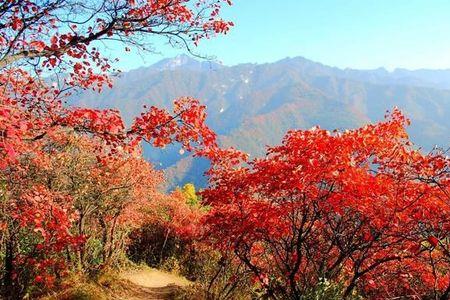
[428,236,439,247]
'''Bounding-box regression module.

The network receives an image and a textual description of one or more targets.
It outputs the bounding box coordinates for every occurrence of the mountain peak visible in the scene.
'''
[152,54,223,71]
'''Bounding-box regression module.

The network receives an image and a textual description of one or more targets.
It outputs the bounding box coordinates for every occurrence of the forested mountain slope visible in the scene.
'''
[72,55,450,187]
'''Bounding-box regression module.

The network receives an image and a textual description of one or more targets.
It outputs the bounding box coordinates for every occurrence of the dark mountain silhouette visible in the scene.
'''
[71,55,450,188]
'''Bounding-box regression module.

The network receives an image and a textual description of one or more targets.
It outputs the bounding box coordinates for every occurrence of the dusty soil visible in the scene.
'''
[114,268,190,300]
[42,268,192,300]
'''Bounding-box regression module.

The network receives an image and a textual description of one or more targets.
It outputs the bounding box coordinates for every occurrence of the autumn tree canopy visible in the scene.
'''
[0,0,232,161]
[0,0,233,72]
[201,110,450,299]
[0,0,232,298]
[2,1,450,300]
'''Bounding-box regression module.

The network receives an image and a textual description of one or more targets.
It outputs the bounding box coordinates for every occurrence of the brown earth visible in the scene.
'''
[114,268,191,300]
[42,268,193,300]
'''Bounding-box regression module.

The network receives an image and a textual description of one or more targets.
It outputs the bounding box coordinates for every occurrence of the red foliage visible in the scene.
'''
[10,186,83,288]
[200,109,450,298]
[0,0,231,296]
[0,0,233,87]
[0,68,216,169]
[142,189,205,240]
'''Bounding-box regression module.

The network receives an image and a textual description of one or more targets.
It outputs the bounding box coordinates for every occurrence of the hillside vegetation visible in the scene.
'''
[0,1,449,300]
[73,55,450,188]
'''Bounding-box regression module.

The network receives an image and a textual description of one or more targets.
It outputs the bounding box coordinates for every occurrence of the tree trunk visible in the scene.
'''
[2,233,18,299]
[77,212,85,271]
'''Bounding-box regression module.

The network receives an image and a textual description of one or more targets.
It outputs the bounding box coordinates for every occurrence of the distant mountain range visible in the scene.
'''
[71,55,450,188]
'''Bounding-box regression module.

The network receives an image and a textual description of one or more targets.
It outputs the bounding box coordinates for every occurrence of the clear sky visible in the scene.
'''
[112,0,450,71]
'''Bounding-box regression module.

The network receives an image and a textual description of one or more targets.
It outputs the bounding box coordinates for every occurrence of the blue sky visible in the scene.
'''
[112,0,450,71]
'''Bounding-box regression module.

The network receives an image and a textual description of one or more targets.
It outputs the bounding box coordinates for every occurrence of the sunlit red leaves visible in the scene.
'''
[29,40,46,52]
[139,187,206,241]
[10,17,22,30]
[200,110,450,298]
[1,0,233,90]
[0,0,228,171]
[0,0,232,293]
[427,236,439,248]
[92,152,165,228]
[8,186,83,287]
[11,186,81,250]
[131,97,216,151]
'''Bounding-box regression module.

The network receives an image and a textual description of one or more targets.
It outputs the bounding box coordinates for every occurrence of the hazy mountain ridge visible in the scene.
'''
[71,55,450,188]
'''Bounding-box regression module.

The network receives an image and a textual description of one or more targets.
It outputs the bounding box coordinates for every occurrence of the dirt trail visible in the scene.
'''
[115,268,191,300]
